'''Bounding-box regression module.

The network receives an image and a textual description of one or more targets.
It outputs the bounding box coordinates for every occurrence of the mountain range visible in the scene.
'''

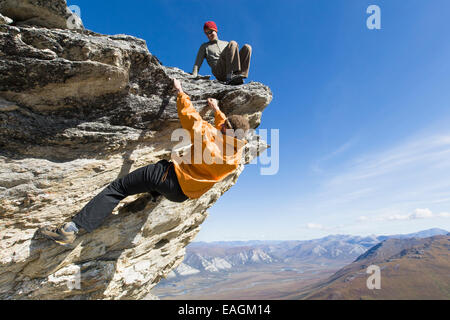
[167,228,448,278]
[292,233,450,299]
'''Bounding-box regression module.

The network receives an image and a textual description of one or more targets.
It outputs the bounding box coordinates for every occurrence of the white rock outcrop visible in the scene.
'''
[0,0,84,29]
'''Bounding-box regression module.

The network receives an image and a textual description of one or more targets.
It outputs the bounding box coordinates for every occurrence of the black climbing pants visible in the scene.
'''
[72,160,188,232]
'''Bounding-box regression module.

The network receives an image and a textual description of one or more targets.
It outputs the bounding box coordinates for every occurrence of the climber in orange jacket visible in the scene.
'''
[171,79,248,198]
[39,79,250,246]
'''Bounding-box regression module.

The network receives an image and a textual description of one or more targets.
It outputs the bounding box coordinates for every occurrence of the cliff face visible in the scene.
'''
[0,1,272,300]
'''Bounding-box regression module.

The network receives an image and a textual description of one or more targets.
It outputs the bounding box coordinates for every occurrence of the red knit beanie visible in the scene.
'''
[204,21,218,32]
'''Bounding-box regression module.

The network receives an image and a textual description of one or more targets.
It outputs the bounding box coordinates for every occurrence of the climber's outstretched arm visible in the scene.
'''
[208,98,228,130]
[173,79,228,132]
[173,79,203,139]
[173,79,184,95]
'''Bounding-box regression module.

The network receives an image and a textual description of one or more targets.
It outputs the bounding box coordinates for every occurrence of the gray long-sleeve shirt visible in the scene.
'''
[193,40,229,73]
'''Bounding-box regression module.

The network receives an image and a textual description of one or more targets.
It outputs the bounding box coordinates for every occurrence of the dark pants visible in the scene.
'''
[213,41,252,82]
[72,160,188,232]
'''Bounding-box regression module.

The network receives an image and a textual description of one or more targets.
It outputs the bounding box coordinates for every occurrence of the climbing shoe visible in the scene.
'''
[39,222,78,246]
[226,74,245,86]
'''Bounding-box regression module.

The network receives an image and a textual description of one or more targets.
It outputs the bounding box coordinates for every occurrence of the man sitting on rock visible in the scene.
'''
[192,21,252,86]
[39,79,250,246]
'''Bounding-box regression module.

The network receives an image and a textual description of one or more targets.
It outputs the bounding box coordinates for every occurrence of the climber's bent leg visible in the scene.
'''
[71,181,128,233]
[238,44,252,78]
[72,160,187,232]
[213,41,241,82]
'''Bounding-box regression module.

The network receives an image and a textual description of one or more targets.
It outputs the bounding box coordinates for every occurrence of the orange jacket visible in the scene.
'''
[172,92,247,199]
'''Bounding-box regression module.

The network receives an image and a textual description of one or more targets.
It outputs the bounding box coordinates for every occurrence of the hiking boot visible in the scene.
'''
[39,222,78,246]
[226,74,245,86]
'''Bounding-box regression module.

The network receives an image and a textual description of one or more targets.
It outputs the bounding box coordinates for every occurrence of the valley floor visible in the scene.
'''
[151,261,347,300]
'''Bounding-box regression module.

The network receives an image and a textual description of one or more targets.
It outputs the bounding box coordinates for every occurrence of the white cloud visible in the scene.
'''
[438,212,450,218]
[287,130,450,239]
[327,133,450,186]
[305,132,450,214]
[357,216,369,222]
[359,208,450,222]
[410,208,434,219]
[322,139,358,161]
[306,223,325,230]
[311,138,358,174]
[387,214,410,221]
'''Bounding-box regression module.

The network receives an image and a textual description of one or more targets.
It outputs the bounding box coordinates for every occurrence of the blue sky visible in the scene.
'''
[71,0,450,241]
